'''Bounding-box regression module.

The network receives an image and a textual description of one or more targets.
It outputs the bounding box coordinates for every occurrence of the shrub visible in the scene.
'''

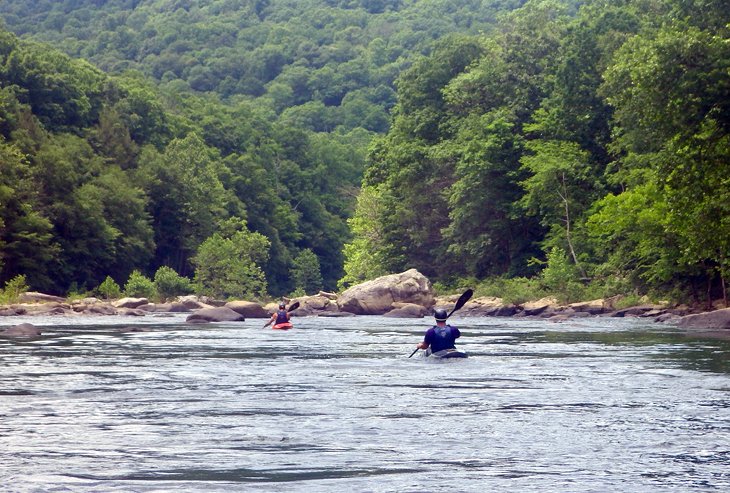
[192,224,270,300]
[291,249,323,295]
[66,282,92,301]
[97,276,122,300]
[476,277,546,305]
[289,287,306,298]
[539,247,584,304]
[124,270,157,299]
[153,266,193,301]
[0,275,29,304]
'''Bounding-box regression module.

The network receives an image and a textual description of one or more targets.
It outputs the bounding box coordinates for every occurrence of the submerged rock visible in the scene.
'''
[186,306,245,323]
[1,323,42,337]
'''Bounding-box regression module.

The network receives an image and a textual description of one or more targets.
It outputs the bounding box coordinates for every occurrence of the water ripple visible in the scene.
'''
[1,315,729,492]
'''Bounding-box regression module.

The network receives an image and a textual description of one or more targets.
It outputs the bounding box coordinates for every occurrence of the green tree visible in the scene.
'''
[192,219,270,300]
[519,140,594,278]
[124,270,156,299]
[0,137,59,290]
[97,275,122,300]
[291,249,323,295]
[539,246,583,304]
[339,184,391,289]
[439,110,534,277]
[153,266,193,301]
[586,177,680,294]
[139,133,228,276]
[601,21,730,302]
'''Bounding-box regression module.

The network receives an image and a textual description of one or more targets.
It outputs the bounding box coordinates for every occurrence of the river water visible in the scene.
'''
[1,314,729,492]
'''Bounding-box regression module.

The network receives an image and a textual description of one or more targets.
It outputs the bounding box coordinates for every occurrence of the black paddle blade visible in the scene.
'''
[447,288,474,318]
[287,301,300,312]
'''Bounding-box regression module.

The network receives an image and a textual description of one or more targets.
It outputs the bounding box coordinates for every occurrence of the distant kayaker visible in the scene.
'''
[416,308,461,353]
[264,302,293,330]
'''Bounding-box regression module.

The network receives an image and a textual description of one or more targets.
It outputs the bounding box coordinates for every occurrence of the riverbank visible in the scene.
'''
[2,290,730,336]
[2,266,730,335]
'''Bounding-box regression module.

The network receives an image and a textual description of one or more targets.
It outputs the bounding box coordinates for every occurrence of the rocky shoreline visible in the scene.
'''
[2,269,729,336]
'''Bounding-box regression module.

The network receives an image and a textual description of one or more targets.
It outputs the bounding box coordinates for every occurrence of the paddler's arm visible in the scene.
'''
[417,328,433,349]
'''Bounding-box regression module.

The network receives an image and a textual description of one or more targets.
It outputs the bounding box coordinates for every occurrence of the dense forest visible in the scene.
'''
[0,0,729,306]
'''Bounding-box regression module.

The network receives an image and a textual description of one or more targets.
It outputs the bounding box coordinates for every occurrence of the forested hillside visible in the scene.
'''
[0,0,531,133]
[343,0,730,305]
[1,0,729,307]
[0,0,532,298]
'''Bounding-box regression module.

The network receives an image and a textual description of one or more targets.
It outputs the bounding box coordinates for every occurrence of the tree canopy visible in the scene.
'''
[1,0,729,306]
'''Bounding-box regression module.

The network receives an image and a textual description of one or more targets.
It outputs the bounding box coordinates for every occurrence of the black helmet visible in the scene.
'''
[434,308,448,322]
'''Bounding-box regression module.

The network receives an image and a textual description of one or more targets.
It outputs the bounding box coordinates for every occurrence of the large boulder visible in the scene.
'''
[113,297,149,309]
[138,302,191,313]
[0,306,27,316]
[522,297,559,316]
[568,299,610,315]
[338,269,434,315]
[19,292,65,303]
[225,301,269,318]
[676,308,730,330]
[177,296,216,310]
[459,297,514,317]
[284,295,339,316]
[609,304,667,317]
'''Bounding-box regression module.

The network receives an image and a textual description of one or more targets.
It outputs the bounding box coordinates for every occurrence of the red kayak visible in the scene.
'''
[272,322,293,330]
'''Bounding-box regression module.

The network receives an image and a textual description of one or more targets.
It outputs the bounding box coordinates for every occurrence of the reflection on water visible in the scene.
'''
[1,314,729,492]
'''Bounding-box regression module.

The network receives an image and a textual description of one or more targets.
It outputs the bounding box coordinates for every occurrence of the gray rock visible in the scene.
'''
[338,269,434,315]
[113,297,150,309]
[1,323,42,337]
[18,292,65,303]
[383,303,429,318]
[186,307,245,323]
[225,300,269,318]
[676,308,730,330]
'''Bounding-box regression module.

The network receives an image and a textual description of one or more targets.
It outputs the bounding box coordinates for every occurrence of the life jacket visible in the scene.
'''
[426,325,459,353]
[275,309,289,325]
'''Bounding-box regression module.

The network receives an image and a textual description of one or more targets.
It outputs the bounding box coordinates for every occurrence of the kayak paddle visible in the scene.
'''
[409,288,474,358]
[287,301,300,312]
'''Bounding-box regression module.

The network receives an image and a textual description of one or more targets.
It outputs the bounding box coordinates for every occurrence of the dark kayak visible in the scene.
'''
[424,348,468,359]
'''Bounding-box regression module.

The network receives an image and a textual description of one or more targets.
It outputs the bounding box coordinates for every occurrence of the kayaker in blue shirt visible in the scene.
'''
[416,308,461,353]
[264,303,293,329]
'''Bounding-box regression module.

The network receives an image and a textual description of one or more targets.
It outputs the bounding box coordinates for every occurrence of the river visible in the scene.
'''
[1,314,729,492]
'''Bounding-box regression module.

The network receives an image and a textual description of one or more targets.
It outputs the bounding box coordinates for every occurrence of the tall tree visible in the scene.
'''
[139,133,228,276]
[598,18,730,301]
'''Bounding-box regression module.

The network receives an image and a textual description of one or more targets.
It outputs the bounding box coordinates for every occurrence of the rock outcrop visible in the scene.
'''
[676,308,730,330]
[284,295,339,316]
[225,300,269,318]
[113,297,150,309]
[338,269,434,315]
